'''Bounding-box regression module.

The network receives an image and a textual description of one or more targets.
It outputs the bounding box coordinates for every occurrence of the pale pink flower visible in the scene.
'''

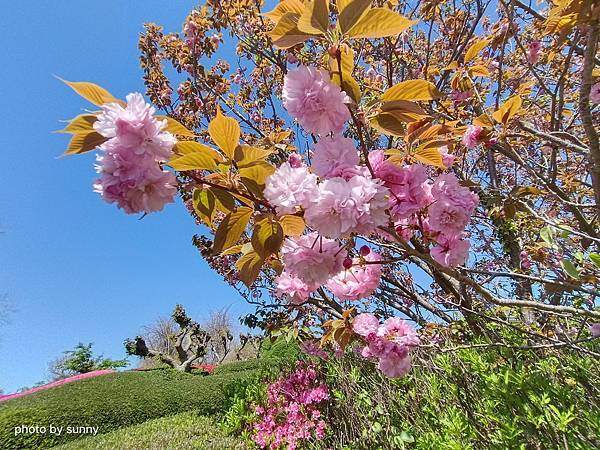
[378,354,412,378]
[281,232,346,286]
[439,146,456,167]
[326,252,382,300]
[274,271,315,305]
[590,323,600,338]
[527,41,542,64]
[462,124,484,149]
[379,317,420,348]
[352,313,380,336]
[282,66,351,135]
[591,82,600,104]
[304,175,389,238]
[430,234,470,267]
[311,135,359,179]
[429,173,479,236]
[264,162,318,215]
[288,152,303,168]
[94,93,176,160]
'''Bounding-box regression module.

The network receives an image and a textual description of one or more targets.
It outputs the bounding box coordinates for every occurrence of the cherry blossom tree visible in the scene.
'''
[58,0,600,377]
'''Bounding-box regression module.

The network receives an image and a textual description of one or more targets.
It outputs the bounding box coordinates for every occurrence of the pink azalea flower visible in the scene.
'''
[304,174,389,239]
[311,135,359,179]
[430,234,470,267]
[591,82,600,104]
[264,162,318,215]
[352,313,380,336]
[281,232,346,286]
[527,41,542,64]
[462,124,484,149]
[282,66,351,135]
[326,252,382,300]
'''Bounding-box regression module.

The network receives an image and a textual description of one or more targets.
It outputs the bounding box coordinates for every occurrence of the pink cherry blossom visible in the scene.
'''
[304,175,389,239]
[311,135,359,179]
[591,82,600,104]
[379,317,421,348]
[439,145,456,167]
[352,313,380,336]
[527,41,542,64]
[462,124,484,149]
[282,66,351,135]
[326,252,382,300]
[590,323,600,338]
[378,353,412,378]
[430,234,470,267]
[281,232,346,286]
[429,173,479,236]
[264,162,318,215]
[274,271,316,305]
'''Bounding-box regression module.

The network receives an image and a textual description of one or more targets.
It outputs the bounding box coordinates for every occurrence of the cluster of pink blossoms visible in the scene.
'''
[252,362,328,450]
[353,313,420,378]
[93,93,177,214]
[268,65,480,305]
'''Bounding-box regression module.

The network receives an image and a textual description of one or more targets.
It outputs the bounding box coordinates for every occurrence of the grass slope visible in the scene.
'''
[0,368,258,449]
[53,412,247,450]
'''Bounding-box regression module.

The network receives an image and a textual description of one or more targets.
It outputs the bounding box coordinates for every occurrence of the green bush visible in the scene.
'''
[323,345,600,449]
[0,368,257,449]
[212,359,267,375]
[53,411,247,450]
[259,337,299,360]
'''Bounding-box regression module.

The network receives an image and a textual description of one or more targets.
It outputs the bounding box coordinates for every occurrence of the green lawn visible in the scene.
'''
[52,412,247,450]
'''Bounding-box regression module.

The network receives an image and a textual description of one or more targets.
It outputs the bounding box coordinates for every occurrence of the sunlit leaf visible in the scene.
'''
[169,150,217,171]
[280,215,306,236]
[56,114,97,134]
[560,259,580,280]
[338,0,372,34]
[235,250,264,287]
[60,79,124,107]
[208,106,240,159]
[263,0,305,23]
[370,113,406,136]
[192,188,217,227]
[156,116,197,137]
[492,95,522,126]
[589,253,600,268]
[381,100,430,122]
[252,218,284,257]
[382,79,442,101]
[213,207,253,255]
[240,162,276,185]
[269,12,312,48]
[464,38,491,63]
[297,0,329,35]
[64,131,108,155]
[413,145,444,168]
[540,226,554,245]
[234,145,273,167]
[173,141,224,162]
[470,64,491,77]
[347,8,416,39]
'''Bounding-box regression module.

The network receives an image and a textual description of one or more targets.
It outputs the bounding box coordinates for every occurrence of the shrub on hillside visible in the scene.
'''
[0,367,257,449]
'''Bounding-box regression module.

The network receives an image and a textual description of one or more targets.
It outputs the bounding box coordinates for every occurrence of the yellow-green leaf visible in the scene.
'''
[57,114,97,134]
[470,64,491,77]
[370,113,406,136]
[156,116,197,137]
[173,141,224,162]
[297,0,329,35]
[338,0,372,34]
[240,162,276,186]
[252,218,284,257]
[263,0,305,23]
[192,188,217,227]
[382,79,442,102]
[213,207,253,255]
[169,151,217,171]
[64,131,108,155]
[413,145,444,168]
[381,100,429,122]
[208,107,240,159]
[234,145,273,167]
[347,8,416,39]
[269,12,312,49]
[464,38,491,64]
[492,95,522,126]
[280,215,306,236]
[235,250,264,287]
[60,79,124,107]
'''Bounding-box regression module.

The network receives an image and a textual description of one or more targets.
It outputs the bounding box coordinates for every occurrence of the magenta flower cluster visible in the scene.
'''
[252,362,329,450]
[93,93,177,214]
[353,313,420,378]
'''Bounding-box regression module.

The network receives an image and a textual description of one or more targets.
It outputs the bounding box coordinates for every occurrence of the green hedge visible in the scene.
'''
[53,411,246,450]
[0,368,257,449]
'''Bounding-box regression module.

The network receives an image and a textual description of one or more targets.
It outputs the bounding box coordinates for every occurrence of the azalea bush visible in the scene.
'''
[58,0,599,381]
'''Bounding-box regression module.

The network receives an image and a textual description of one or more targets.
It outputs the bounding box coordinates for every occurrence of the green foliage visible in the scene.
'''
[259,336,300,360]
[55,342,128,376]
[323,345,600,449]
[53,412,247,450]
[0,368,257,449]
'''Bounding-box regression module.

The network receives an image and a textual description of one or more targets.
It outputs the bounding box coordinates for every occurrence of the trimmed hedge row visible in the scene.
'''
[0,368,257,449]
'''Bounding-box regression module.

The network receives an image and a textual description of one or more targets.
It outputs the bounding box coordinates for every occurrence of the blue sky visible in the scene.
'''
[0,1,255,393]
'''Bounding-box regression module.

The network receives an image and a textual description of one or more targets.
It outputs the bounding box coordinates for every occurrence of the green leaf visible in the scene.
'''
[560,259,580,280]
[540,226,554,245]
[212,207,253,255]
[589,252,600,268]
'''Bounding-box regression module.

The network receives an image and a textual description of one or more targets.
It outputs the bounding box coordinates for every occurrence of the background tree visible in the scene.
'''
[48,342,128,380]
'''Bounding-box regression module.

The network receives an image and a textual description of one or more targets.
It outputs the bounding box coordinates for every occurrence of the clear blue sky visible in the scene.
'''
[0,1,254,393]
